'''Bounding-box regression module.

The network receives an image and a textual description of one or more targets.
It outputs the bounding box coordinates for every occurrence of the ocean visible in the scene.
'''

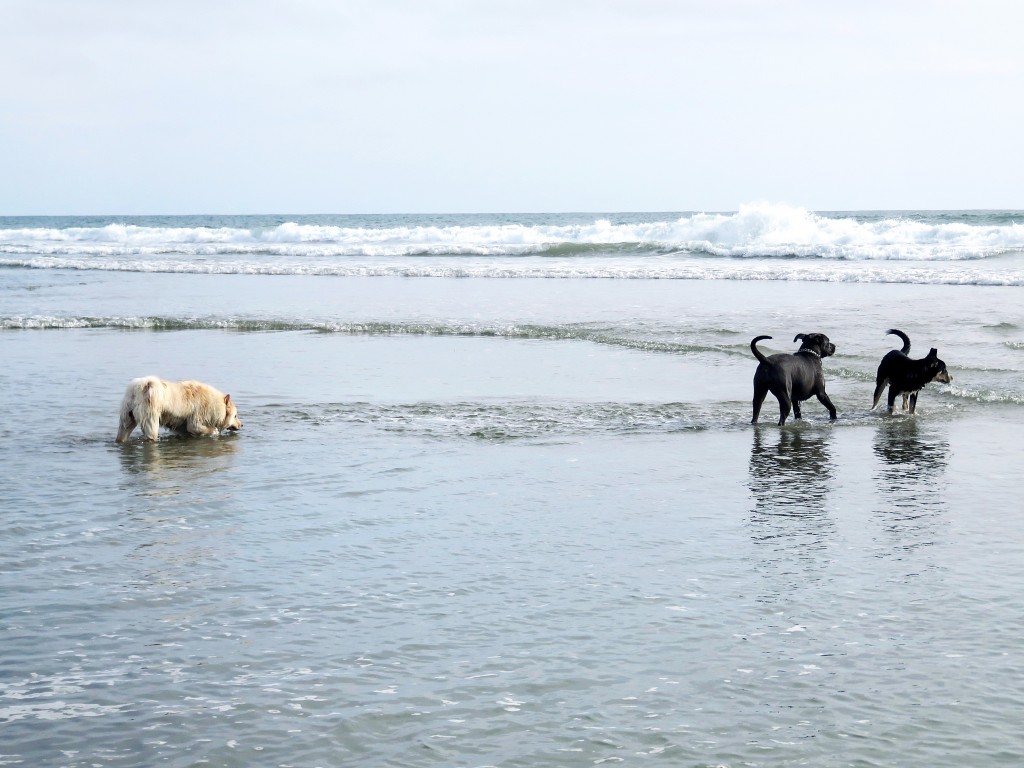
[2,204,1023,767]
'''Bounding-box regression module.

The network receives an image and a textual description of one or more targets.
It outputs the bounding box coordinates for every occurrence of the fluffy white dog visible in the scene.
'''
[115,376,243,442]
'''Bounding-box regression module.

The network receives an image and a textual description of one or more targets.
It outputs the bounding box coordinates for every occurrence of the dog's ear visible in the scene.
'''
[927,348,938,358]
[224,394,232,405]
[793,333,806,343]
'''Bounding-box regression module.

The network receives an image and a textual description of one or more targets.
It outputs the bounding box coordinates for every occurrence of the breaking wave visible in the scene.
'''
[2,204,1023,268]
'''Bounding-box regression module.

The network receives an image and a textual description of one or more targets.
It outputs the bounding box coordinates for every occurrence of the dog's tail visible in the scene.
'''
[886,328,911,354]
[750,335,772,365]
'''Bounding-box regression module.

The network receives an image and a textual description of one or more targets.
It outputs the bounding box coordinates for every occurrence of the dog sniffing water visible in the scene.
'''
[751,333,838,426]
[871,329,952,414]
[115,376,243,442]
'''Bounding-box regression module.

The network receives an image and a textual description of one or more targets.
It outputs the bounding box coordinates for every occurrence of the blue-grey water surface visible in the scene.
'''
[2,210,1024,766]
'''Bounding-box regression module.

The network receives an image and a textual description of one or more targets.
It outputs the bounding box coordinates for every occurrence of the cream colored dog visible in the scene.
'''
[115,376,243,442]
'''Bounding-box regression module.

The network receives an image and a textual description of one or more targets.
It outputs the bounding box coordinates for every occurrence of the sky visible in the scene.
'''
[2,0,1023,214]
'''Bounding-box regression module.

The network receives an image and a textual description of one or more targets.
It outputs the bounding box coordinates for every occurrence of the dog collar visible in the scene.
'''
[799,349,821,359]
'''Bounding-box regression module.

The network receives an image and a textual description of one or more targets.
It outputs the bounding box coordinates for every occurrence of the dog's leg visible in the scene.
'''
[792,400,803,420]
[139,411,160,441]
[751,383,769,424]
[886,387,899,414]
[186,416,218,437]
[137,381,161,441]
[909,392,919,414]
[115,411,137,443]
[901,393,910,411]
[776,391,792,426]
[816,392,838,420]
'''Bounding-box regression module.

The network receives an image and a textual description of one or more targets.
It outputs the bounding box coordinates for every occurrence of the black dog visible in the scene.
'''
[751,333,838,426]
[871,329,952,414]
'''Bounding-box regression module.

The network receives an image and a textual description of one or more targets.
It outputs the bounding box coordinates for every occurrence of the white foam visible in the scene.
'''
[947,385,1024,404]
[669,203,1024,260]
[3,254,1024,285]
[0,701,124,722]
[2,204,1023,262]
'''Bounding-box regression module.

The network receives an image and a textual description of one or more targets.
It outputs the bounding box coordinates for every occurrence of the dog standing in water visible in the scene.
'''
[751,333,838,426]
[115,376,243,442]
[871,329,952,414]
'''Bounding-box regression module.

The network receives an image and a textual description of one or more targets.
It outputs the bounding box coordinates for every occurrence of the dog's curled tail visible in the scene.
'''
[886,328,911,354]
[750,335,772,365]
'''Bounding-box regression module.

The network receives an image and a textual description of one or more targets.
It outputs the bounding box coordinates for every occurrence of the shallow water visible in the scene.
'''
[3,328,1024,767]
[3,211,1024,767]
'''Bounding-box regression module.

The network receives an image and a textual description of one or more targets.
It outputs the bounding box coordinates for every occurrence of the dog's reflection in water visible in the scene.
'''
[872,419,949,550]
[873,418,948,477]
[747,427,837,589]
[749,427,834,514]
[116,436,242,589]
[117,434,239,493]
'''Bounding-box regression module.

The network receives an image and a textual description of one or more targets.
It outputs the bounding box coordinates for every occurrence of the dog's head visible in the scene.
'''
[793,333,836,359]
[221,394,243,431]
[925,348,953,383]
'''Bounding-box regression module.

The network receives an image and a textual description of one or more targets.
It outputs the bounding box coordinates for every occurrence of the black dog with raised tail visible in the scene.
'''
[751,333,838,426]
[871,329,952,414]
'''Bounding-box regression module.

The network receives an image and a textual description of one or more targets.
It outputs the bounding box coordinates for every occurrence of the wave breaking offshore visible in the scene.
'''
[2,204,1023,264]
[3,257,1023,285]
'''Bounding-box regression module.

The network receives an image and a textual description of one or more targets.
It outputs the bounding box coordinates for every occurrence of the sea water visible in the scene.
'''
[2,204,1023,766]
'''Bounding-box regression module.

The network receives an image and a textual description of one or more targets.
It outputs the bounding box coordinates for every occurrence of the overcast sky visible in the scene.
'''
[2,0,1022,214]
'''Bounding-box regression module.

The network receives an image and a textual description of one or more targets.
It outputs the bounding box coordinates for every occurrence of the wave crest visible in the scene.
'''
[2,204,1023,263]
